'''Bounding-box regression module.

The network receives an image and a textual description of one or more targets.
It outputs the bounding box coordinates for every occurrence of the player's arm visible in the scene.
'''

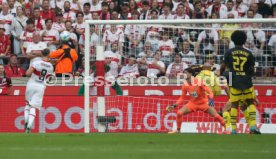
[25,66,35,77]
[201,81,215,106]
[166,85,187,112]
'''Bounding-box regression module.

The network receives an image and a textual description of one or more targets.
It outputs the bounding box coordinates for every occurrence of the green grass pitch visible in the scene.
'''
[0,133,276,159]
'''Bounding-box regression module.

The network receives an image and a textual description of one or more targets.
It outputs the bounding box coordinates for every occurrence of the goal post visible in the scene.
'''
[84,18,276,133]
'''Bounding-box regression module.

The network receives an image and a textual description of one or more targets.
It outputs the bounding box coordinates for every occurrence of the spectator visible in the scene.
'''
[92,11,100,20]
[109,1,118,14]
[226,0,238,19]
[180,40,196,65]
[63,1,76,22]
[138,42,154,60]
[207,0,227,19]
[104,43,122,78]
[119,55,139,78]
[20,18,35,55]
[73,11,85,40]
[55,0,65,10]
[248,3,263,18]
[129,0,138,13]
[166,53,188,78]
[4,54,25,78]
[246,24,266,55]
[151,0,162,14]
[234,0,249,18]
[79,24,100,56]
[52,12,65,33]
[0,64,12,95]
[0,24,11,61]
[49,31,78,77]
[142,52,165,78]
[194,24,219,57]
[257,0,272,17]
[11,6,28,55]
[40,0,56,22]
[173,3,190,19]
[159,2,174,20]
[26,32,47,66]
[100,2,110,20]
[204,54,220,75]
[0,3,13,35]
[158,32,174,65]
[119,2,132,20]
[103,24,124,52]
[125,10,145,56]
[192,0,207,19]
[71,0,82,13]
[140,1,151,20]
[83,3,92,20]
[7,0,16,17]
[33,7,44,31]
[41,18,60,52]
[111,10,119,20]
[91,0,102,15]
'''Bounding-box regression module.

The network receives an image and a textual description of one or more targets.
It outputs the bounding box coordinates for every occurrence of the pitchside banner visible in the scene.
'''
[0,96,276,133]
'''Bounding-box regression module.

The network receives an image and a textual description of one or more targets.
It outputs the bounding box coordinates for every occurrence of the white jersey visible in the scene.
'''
[268,34,276,52]
[26,42,47,65]
[119,64,139,77]
[0,13,13,35]
[20,31,34,49]
[198,30,219,51]
[90,2,102,14]
[104,50,121,77]
[40,29,60,52]
[180,51,197,65]
[159,13,174,20]
[26,60,54,108]
[63,11,76,22]
[158,40,175,56]
[166,62,188,77]
[103,29,124,50]
[83,13,92,20]
[147,60,165,78]
[52,22,65,33]
[72,22,85,34]
[27,59,54,87]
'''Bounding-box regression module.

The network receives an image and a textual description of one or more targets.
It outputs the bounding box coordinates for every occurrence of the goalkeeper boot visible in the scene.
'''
[250,126,261,135]
[168,130,180,134]
[231,129,237,135]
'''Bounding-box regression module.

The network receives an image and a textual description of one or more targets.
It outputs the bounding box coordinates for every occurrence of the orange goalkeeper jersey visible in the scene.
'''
[176,78,214,105]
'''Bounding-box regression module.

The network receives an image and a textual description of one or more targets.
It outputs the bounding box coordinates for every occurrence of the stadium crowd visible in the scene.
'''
[0,0,275,82]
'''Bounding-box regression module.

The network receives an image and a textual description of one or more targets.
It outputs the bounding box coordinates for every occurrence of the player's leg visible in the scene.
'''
[240,102,250,126]
[244,87,261,134]
[229,87,242,134]
[168,105,192,134]
[206,107,225,127]
[26,87,44,133]
[24,102,30,130]
[222,101,231,132]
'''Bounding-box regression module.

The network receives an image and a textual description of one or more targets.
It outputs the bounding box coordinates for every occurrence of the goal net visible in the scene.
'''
[83,19,276,133]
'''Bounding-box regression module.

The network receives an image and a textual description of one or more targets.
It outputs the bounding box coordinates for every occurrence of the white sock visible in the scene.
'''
[24,105,30,124]
[27,107,36,129]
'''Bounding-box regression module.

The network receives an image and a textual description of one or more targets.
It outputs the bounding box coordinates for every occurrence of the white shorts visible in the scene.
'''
[25,86,45,109]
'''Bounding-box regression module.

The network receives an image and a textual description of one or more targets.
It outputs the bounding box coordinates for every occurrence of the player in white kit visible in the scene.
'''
[24,49,54,133]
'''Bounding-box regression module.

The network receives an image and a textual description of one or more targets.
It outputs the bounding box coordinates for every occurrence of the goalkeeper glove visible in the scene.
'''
[208,98,215,107]
[166,104,177,112]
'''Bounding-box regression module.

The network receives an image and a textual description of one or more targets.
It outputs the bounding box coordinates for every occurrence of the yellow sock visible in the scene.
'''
[242,108,250,126]
[230,108,238,130]
[223,111,231,128]
[248,104,257,128]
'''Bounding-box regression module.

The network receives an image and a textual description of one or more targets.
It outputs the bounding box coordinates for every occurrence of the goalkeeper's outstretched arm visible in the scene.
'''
[167,86,187,112]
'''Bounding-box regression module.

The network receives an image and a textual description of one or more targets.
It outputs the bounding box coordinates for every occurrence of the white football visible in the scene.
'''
[60,31,71,42]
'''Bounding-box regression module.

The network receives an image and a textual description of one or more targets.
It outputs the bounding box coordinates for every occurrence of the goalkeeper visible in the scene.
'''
[166,67,225,134]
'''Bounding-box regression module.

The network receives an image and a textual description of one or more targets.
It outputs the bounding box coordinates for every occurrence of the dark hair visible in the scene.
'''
[42,49,50,57]
[0,64,6,77]
[142,1,149,6]
[26,18,34,25]
[45,18,53,23]
[83,2,91,8]
[163,2,173,10]
[150,9,158,15]
[76,11,84,17]
[184,67,194,74]
[65,20,72,24]
[129,55,136,59]
[174,53,182,58]
[102,2,109,7]
[231,30,247,46]
[33,7,40,11]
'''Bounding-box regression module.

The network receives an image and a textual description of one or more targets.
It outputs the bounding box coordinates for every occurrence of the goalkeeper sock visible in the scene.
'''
[248,104,257,128]
[176,111,183,131]
[24,105,30,124]
[214,114,225,126]
[242,108,251,126]
[27,107,36,129]
[230,108,238,130]
[222,111,231,128]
